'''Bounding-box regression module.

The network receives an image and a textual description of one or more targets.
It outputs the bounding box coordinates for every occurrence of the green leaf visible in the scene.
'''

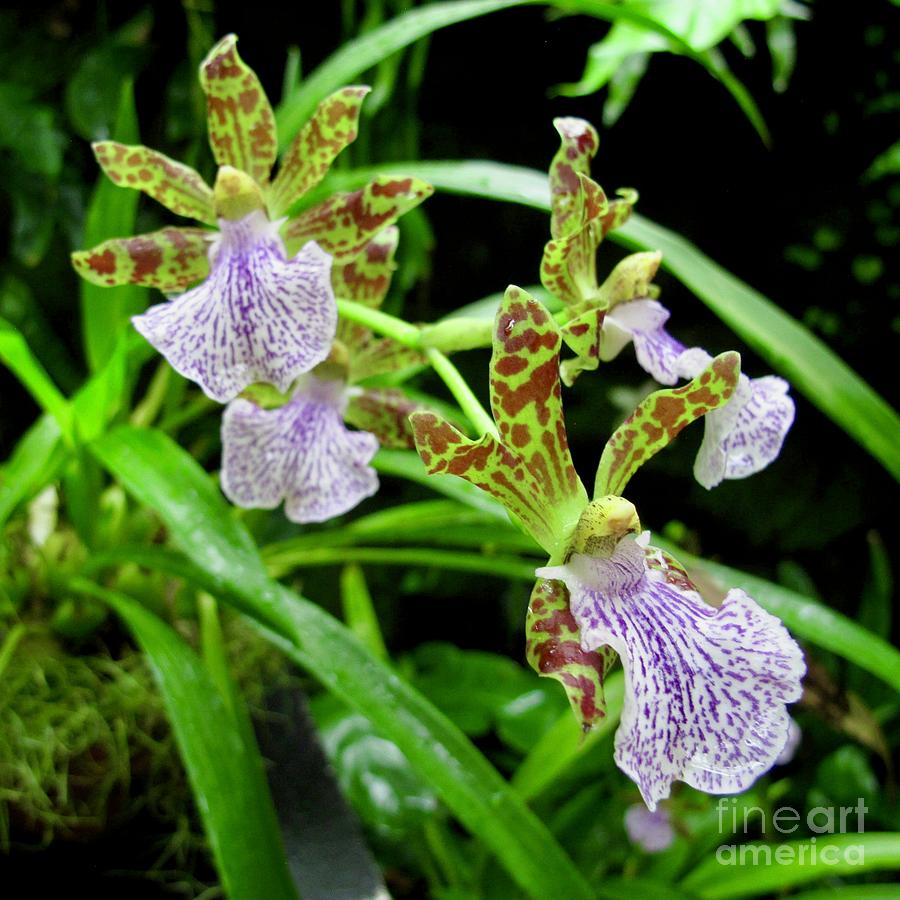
[92,140,216,223]
[200,34,277,185]
[69,580,298,900]
[80,80,148,371]
[316,161,900,482]
[594,351,740,496]
[90,426,595,900]
[340,564,390,663]
[284,175,433,259]
[512,669,625,800]
[72,227,212,291]
[269,86,371,217]
[681,833,900,898]
[0,415,65,528]
[0,318,72,440]
[412,288,588,556]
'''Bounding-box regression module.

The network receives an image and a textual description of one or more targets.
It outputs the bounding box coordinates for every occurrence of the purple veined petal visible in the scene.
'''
[624,803,675,853]
[776,717,801,766]
[678,348,796,489]
[220,376,379,524]
[538,533,805,810]
[133,210,337,403]
[601,299,685,385]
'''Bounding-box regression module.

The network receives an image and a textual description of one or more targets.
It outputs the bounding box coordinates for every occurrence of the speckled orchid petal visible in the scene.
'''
[344,387,425,449]
[283,175,433,261]
[677,348,796,489]
[92,141,216,224]
[538,533,805,810]
[221,376,379,524]
[269,86,371,217]
[200,34,277,185]
[776,717,801,765]
[132,210,336,403]
[525,577,616,731]
[624,804,675,853]
[600,299,685,385]
[72,227,212,292]
[549,117,600,239]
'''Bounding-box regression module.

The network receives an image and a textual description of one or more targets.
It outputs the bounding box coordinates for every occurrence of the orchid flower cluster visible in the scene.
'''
[542,118,795,489]
[412,289,805,809]
[72,35,431,523]
[71,34,806,810]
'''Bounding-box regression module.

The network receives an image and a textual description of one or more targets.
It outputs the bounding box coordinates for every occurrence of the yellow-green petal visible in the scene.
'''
[71,227,212,292]
[269,86,371,217]
[594,351,741,497]
[283,175,433,260]
[92,141,216,225]
[200,34,277,185]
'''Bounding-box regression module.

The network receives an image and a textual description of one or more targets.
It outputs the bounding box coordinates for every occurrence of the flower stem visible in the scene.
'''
[425,348,498,439]
[336,299,422,348]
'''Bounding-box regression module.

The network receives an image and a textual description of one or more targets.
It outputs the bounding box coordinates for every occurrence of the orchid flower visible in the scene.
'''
[411,288,805,809]
[220,227,429,523]
[541,117,795,489]
[71,34,431,403]
[624,803,675,853]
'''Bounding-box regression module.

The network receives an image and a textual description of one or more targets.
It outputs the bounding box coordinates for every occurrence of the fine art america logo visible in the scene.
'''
[716,798,868,866]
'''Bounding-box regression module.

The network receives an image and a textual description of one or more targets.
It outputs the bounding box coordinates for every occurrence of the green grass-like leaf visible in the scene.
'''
[69,579,298,900]
[681,833,900,898]
[90,425,595,900]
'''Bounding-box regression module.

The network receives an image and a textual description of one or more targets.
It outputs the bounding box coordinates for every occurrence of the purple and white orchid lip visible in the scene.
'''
[537,532,805,810]
[220,374,379,524]
[599,298,686,385]
[133,209,337,403]
[676,348,795,489]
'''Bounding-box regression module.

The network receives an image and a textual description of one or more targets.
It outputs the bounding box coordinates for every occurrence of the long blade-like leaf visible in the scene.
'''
[312,162,900,482]
[90,425,594,900]
[69,580,298,900]
[681,833,900,898]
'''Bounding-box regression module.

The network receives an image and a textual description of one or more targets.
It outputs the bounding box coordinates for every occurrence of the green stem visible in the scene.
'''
[130,361,171,428]
[336,298,421,348]
[425,348,497,438]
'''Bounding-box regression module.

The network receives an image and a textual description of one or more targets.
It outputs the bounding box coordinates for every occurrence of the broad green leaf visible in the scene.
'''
[317,161,900,482]
[200,34,277,185]
[864,139,900,182]
[681,833,900,898]
[72,227,212,292]
[71,580,298,900]
[412,288,587,555]
[0,415,65,528]
[0,318,72,440]
[269,86,371,217]
[80,80,147,371]
[790,888,900,900]
[90,426,595,900]
[345,387,423,449]
[284,175,433,259]
[525,577,616,731]
[595,351,740,497]
[92,140,216,223]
